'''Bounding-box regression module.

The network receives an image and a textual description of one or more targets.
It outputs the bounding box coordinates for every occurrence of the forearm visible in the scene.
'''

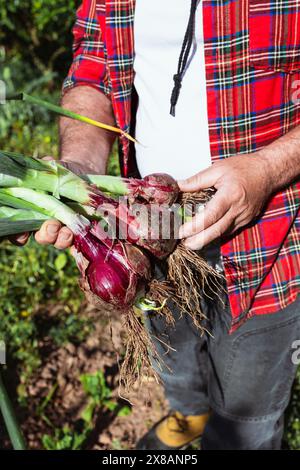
[59,86,116,174]
[259,125,300,193]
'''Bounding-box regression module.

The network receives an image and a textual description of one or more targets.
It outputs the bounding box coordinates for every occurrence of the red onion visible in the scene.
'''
[72,224,151,309]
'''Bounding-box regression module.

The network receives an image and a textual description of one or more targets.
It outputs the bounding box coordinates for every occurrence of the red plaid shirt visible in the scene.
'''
[64,0,300,330]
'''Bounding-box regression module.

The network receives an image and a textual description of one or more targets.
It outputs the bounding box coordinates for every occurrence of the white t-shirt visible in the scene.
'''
[134,0,211,180]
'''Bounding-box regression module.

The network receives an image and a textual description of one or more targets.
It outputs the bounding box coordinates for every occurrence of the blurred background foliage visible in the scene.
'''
[0,0,299,450]
[0,0,77,157]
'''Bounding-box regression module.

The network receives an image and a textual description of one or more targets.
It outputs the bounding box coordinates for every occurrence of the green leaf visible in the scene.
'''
[104,400,117,412]
[55,252,67,271]
[80,370,111,403]
[0,219,44,237]
[0,206,48,221]
[0,190,50,214]
[0,151,27,179]
[117,405,132,417]
[0,150,55,172]
[42,434,56,450]
[0,371,26,450]
[7,92,135,142]
[81,400,95,424]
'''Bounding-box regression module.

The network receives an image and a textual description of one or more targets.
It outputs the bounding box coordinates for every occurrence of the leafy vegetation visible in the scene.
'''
[0,0,78,77]
[80,370,131,421]
[0,239,84,390]
[42,370,131,450]
[42,426,90,451]
[284,369,300,449]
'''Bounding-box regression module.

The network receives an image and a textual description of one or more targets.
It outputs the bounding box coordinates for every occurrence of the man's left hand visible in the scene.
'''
[178,153,275,250]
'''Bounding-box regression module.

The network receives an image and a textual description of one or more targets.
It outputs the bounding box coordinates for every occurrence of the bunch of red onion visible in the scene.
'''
[0,152,185,312]
[0,152,219,386]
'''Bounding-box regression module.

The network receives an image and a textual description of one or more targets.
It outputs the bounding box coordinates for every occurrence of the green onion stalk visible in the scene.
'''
[85,172,180,205]
[0,151,111,208]
[0,206,48,237]
[0,151,182,258]
[0,151,216,309]
[8,93,136,144]
[0,370,26,450]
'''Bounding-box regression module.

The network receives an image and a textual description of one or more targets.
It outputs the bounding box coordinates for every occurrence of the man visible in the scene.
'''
[15,0,300,449]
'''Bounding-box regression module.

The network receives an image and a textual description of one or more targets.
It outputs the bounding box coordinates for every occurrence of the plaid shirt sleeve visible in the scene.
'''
[63,0,110,97]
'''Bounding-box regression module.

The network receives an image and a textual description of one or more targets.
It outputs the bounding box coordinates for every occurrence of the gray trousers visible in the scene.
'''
[145,250,300,450]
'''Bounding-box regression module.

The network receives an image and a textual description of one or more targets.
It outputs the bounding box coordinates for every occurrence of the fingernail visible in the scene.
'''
[179,227,185,239]
[47,224,59,236]
[18,232,29,240]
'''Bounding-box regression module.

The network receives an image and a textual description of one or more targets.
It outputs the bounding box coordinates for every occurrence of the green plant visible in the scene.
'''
[284,367,300,449]
[0,239,83,389]
[49,314,91,347]
[0,0,122,451]
[42,425,88,450]
[80,370,131,424]
[111,438,128,450]
[0,370,26,449]
[0,1,78,77]
[42,370,131,450]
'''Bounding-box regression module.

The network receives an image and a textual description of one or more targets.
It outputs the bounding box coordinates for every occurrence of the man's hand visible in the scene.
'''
[179,123,300,250]
[178,153,274,250]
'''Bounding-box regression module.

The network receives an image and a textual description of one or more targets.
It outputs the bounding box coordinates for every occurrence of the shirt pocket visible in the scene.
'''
[249,0,300,73]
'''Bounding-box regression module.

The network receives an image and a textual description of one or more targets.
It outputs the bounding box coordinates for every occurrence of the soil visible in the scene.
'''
[0,304,168,450]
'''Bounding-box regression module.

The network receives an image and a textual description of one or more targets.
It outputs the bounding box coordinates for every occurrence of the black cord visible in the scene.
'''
[170,0,199,117]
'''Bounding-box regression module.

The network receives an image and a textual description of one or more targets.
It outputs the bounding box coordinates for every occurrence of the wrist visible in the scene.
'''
[60,157,103,175]
[255,149,282,194]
